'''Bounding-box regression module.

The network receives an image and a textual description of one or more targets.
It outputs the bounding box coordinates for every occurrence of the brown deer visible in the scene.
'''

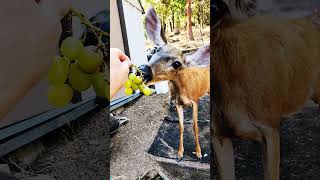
[139,7,210,161]
[212,0,320,179]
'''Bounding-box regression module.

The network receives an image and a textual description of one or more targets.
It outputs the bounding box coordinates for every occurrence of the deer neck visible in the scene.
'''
[170,67,209,104]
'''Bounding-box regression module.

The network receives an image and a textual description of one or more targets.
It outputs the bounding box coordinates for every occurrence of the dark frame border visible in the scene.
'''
[117,0,131,58]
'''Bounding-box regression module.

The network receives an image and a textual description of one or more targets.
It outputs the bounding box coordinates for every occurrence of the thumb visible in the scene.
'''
[122,59,133,69]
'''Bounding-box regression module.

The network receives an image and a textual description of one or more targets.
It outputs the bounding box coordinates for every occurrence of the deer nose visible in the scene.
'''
[139,65,153,83]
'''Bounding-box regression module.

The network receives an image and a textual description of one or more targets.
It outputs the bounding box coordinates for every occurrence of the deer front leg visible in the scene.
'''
[212,135,235,180]
[192,101,202,159]
[260,126,280,180]
[176,104,184,161]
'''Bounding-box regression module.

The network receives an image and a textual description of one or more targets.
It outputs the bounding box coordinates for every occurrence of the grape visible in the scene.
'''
[78,46,103,73]
[143,87,152,96]
[139,84,144,92]
[92,72,108,98]
[60,37,83,59]
[133,76,143,84]
[48,84,73,107]
[47,56,69,85]
[69,63,92,91]
[128,73,136,80]
[131,83,138,91]
[124,80,132,88]
[125,66,153,97]
[125,88,133,95]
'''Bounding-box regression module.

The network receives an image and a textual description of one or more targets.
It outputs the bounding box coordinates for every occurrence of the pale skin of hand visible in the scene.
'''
[110,48,132,99]
[0,0,71,119]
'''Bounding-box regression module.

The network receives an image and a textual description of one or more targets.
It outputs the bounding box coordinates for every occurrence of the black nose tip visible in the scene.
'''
[139,65,153,83]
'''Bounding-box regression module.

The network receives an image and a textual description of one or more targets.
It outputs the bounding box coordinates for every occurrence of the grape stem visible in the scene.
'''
[70,8,109,83]
[130,64,145,80]
[70,8,108,53]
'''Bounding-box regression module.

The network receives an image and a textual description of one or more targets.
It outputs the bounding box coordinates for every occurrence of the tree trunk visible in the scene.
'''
[199,0,204,28]
[186,0,194,40]
[172,11,175,29]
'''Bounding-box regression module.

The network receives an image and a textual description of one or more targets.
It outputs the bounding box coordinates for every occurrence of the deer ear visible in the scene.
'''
[225,0,257,19]
[213,0,257,26]
[145,7,167,46]
[185,44,210,67]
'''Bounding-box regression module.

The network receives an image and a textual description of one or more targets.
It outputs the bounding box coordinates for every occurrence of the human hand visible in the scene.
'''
[110,48,132,98]
[0,0,71,118]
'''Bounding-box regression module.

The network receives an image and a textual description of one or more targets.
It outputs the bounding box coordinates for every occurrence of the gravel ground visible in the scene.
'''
[9,108,110,180]
[110,94,172,179]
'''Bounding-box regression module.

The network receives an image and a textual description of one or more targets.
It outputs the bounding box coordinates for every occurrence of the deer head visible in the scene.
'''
[140,7,210,84]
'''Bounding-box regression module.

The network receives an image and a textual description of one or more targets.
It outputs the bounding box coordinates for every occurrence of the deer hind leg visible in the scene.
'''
[192,101,202,159]
[260,125,280,180]
[312,78,320,106]
[212,135,235,180]
[176,104,184,161]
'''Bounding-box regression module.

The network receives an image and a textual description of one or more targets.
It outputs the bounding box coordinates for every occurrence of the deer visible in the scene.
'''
[139,7,210,161]
[211,0,320,180]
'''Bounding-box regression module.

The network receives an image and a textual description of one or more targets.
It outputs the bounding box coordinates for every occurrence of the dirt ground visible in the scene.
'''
[145,25,210,50]
[110,94,172,179]
[6,108,110,180]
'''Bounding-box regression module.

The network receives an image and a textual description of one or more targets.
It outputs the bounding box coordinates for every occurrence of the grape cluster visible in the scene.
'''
[124,66,152,96]
[47,37,109,107]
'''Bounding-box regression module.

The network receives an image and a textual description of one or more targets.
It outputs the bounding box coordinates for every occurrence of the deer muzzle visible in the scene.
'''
[139,65,153,83]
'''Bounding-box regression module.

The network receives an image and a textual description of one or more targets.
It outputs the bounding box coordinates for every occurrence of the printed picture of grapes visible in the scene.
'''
[47,9,109,107]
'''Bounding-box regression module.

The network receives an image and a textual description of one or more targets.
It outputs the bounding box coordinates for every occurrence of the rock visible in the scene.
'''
[88,140,99,145]
[0,164,10,173]
[13,140,45,166]
[173,28,180,35]
[22,175,56,180]
[0,171,18,180]
[113,107,125,115]
[139,169,169,180]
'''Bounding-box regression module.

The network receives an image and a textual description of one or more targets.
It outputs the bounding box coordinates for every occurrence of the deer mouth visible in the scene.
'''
[138,64,153,83]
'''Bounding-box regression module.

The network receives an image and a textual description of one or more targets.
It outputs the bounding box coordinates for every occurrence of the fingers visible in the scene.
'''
[118,53,130,62]
[122,59,132,69]
[111,48,130,62]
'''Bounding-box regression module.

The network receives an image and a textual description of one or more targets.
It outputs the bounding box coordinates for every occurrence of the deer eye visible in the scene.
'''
[172,61,182,70]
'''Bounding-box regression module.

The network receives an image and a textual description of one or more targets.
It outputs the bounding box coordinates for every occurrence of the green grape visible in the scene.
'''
[139,84,144,92]
[125,88,133,95]
[133,76,143,84]
[129,73,136,80]
[48,84,73,107]
[60,37,83,59]
[131,83,138,91]
[78,46,103,73]
[124,80,132,88]
[143,87,152,96]
[47,56,69,85]
[92,72,108,98]
[69,63,92,91]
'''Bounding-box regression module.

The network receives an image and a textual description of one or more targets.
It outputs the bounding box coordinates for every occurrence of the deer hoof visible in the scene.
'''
[177,156,183,162]
[196,156,202,162]
[196,152,202,159]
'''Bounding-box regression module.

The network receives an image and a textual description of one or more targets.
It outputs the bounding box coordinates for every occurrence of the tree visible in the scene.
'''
[186,0,194,40]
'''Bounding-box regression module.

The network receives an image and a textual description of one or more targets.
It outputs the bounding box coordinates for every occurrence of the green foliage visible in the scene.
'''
[141,0,210,32]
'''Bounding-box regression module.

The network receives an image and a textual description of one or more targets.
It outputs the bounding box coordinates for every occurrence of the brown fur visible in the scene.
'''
[212,14,320,180]
[171,67,210,105]
[147,46,210,159]
[213,15,320,135]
